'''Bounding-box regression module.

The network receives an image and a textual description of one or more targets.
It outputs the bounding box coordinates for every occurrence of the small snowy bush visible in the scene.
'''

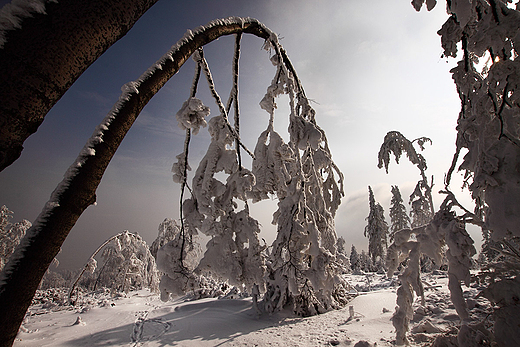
[70,230,158,301]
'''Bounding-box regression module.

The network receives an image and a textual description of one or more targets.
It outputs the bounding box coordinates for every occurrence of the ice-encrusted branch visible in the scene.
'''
[0,17,276,345]
[232,33,242,169]
[196,48,255,159]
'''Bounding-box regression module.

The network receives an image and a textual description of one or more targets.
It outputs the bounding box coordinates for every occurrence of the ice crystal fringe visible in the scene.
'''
[0,0,54,49]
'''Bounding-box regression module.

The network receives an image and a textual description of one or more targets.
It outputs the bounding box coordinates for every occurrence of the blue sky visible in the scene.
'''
[0,0,480,269]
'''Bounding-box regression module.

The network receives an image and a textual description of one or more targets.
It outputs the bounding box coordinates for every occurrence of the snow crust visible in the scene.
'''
[14,272,494,346]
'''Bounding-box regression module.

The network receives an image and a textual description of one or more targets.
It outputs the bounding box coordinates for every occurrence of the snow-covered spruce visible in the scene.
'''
[350,245,361,273]
[364,186,388,269]
[389,185,410,243]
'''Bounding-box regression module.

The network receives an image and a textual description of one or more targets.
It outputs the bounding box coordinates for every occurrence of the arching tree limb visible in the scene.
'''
[0,17,272,346]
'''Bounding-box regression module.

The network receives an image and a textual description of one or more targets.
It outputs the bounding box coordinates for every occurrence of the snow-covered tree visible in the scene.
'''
[364,186,388,267]
[386,189,479,345]
[337,236,346,254]
[157,23,351,316]
[378,130,481,343]
[335,236,350,273]
[159,45,268,301]
[411,1,520,344]
[409,181,433,228]
[39,270,67,290]
[359,250,372,273]
[389,186,410,243]
[0,205,31,272]
[156,220,202,300]
[150,218,181,260]
[69,231,158,301]
[350,244,360,273]
[378,131,434,228]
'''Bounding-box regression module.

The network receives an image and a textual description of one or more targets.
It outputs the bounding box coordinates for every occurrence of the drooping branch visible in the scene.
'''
[378,131,435,222]
[197,47,255,159]
[177,60,203,268]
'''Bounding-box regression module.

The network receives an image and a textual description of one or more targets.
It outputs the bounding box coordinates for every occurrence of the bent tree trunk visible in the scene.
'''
[0,17,272,346]
[0,0,159,172]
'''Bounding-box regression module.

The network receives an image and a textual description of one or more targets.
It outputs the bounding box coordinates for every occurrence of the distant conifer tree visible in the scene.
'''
[389,186,410,242]
[364,186,388,266]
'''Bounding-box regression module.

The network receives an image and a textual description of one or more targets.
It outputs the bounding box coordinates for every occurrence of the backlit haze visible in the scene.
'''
[0,0,480,270]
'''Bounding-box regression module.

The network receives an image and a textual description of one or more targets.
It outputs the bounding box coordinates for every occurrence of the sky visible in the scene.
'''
[0,0,481,270]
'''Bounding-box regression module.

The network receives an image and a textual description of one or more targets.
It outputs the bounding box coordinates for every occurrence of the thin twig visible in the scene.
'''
[198,48,255,159]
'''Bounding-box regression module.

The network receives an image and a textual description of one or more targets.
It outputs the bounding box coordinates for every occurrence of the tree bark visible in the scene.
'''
[0,0,160,172]
[0,17,272,346]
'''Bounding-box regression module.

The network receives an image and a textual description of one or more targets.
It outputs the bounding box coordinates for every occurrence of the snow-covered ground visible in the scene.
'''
[14,272,491,346]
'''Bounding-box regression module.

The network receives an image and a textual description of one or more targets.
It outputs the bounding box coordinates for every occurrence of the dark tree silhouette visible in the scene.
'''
[0,0,160,172]
[364,186,388,266]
